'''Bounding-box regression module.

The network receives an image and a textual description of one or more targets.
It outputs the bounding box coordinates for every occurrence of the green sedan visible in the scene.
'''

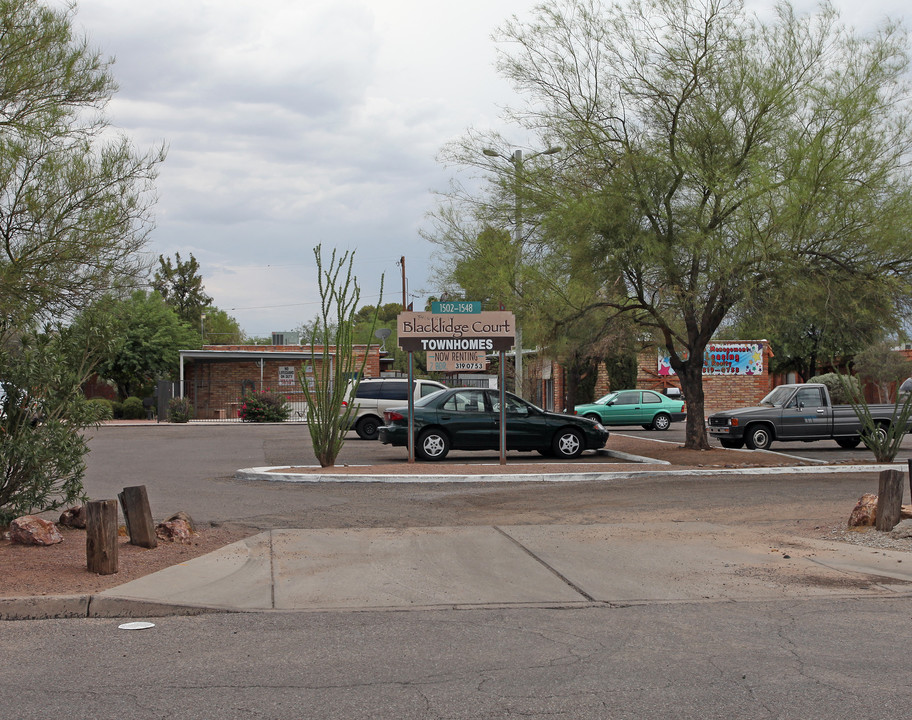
[574,389,686,431]
[378,387,609,461]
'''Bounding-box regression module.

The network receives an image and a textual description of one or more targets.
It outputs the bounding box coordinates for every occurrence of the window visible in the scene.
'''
[354,382,383,399]
[614,391,640,405]
[642,392,662,404]
[420,382,445,397]
[378,381,409,400]
[442,389,487,413]
[795,387,825,408]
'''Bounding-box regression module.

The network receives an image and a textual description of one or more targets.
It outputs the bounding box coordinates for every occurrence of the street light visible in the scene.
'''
[482,145,562,399]
[200,313,207,346]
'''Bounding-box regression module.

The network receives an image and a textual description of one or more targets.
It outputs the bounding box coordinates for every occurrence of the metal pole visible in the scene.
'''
[500,350,506,465]
[408,351,415,463]
[512,150,523,399]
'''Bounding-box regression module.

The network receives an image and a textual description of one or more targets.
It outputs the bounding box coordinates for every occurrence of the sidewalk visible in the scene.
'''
[3,434,911,621]
[4,520,910,620]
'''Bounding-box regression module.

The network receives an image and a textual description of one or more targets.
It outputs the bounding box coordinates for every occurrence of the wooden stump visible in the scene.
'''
[876,469,903,532]
[118,485,157,549]
[86,499,118,575]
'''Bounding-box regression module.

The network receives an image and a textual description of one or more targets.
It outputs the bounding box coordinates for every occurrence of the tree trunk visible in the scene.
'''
[676,361,711,450]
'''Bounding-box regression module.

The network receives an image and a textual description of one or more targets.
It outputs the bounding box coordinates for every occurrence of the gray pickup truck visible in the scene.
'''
[706,383,908,450]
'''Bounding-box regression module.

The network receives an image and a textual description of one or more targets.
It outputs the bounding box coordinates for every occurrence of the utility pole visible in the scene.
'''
[400,256,407,310]
[482,144,562,399]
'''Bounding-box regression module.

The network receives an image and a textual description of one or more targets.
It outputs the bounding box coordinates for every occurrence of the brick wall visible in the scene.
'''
[184,345,381,419]
[636,342,775,416]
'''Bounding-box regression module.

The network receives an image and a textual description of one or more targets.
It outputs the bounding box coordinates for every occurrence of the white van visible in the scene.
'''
[343,378,447,439]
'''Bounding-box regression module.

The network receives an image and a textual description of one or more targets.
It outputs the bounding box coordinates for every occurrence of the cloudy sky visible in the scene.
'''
[60,0,909,339]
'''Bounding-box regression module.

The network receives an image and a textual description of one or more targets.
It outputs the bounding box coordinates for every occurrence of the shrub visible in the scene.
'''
[87,398,113,421]
[121,396,146,419]
[239,390,291,423]
[111,400,124,418]
[807,373,861,405]
[168,396,193,423]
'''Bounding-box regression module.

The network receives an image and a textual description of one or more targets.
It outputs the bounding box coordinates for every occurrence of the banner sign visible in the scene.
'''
[659,342,764,376]
[426,350,488,372]
[397,311,515,352]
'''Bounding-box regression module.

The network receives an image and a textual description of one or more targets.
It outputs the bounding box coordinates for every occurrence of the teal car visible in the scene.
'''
[574,389,686,431]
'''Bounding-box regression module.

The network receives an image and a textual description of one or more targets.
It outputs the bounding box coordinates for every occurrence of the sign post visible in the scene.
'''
[396,308,515,463]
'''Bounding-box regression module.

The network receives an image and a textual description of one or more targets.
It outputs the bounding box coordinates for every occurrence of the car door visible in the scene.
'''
[492,392,544,450]
[779,386,832,440]
[436,389,495,449]
[606,391,642,424]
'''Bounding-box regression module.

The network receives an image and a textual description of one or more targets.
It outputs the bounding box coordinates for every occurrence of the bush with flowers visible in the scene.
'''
[238,390,291,423]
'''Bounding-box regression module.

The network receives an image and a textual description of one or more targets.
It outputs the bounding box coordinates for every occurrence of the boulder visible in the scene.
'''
[848,494,878,527]
[9,516,63,546]
[890,519,912,539]
[165,511,195,532]
[59,505,87,529]
[155,519,194,543]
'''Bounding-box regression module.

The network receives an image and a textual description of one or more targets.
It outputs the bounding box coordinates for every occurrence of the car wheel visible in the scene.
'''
[835,436,861,449]
[744,424,773,451]
[552,428,584,459]
[584,413,601,423]
[651,413,671,431]
[355,416,380,440]
[869,423,889,444]
[417,429,450,461]
[719,438,745,449]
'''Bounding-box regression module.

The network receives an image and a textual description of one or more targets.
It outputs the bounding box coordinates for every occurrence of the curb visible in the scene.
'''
[0,594,230,621]
[237,461,907,484]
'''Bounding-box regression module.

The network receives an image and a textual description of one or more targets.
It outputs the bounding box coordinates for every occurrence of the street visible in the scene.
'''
[2,422,910,719]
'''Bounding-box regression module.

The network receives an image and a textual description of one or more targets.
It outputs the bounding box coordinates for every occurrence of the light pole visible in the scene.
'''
[200,313,206,346]
[482,145,561,399]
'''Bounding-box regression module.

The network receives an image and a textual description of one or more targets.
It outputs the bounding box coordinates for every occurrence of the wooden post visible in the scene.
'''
[876,470,903,532]
[118,485,158,549]
[86,499,118,575]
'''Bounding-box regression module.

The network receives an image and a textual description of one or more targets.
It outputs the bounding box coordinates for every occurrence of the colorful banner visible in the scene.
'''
[659,342,764,376]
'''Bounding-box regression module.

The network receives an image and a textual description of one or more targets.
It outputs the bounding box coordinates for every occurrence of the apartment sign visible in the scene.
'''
[397,310,515,353]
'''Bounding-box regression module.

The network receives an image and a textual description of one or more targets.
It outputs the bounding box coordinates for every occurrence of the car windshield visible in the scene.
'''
[594,393,617,406]
[759,386,796,407]
[415,389,446,407]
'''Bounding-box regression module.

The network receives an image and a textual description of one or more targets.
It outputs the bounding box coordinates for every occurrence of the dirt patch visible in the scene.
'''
[0,523,256,598]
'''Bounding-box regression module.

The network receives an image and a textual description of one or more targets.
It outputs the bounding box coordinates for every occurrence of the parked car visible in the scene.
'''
[707,382,912,450]
[574,389,686,430]
[378,387,609,461]
[342,377,448,440]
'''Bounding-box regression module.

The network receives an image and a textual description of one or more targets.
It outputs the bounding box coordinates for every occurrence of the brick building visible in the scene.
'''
[180,344,383,420]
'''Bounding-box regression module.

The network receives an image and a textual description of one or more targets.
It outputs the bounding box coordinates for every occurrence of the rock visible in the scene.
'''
[890,519,912,539]
[155,519,194,543]
[165,511,195,532]
[9,516,63,546]
[849,494,878,527]
[59,505,87,529]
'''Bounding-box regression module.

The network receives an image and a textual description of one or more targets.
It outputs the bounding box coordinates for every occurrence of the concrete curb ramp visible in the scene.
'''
[4,521,905,620]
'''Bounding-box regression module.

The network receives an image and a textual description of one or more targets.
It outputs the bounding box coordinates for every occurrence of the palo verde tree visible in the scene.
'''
[0,0,164,521]
[300,245,382,467]
[444,0,912,449]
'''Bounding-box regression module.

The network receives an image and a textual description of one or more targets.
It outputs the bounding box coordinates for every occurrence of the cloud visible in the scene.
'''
[57,0,908,337]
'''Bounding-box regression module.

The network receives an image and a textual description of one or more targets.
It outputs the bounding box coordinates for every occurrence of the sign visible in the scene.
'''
[278,365,296,385]
[397,310,515,352]
[658,342,764,376]
[431,301,481,314]
[426,350,488,372]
